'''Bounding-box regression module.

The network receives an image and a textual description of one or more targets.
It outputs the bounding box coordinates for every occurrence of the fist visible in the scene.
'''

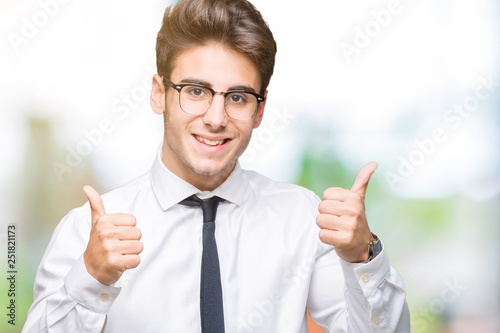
[316,162,377,263]
[83,186,143,285]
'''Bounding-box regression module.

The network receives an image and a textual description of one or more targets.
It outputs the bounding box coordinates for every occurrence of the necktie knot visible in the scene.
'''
[179,195,224,224]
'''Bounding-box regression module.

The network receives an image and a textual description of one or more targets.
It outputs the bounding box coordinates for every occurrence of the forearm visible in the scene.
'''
[341,254,410,332]
[23,286,107,333]
[340,244,410,332]
[308,243,410,332]
[23,256,121,333]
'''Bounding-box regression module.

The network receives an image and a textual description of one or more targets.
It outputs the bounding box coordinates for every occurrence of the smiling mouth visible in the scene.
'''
[194,135,229,146]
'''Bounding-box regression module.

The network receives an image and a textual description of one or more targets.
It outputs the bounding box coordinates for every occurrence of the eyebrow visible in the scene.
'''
[179,77,258,94]
[179,78,212,86]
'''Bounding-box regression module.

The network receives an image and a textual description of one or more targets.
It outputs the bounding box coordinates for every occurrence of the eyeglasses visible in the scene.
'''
[163,77,265,121]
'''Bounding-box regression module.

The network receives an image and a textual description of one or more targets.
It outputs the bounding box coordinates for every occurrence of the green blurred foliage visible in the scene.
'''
[295,138,498,333]
[0,117,98,332]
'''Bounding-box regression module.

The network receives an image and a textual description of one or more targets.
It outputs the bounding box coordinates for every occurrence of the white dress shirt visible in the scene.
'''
[23,146,410,332]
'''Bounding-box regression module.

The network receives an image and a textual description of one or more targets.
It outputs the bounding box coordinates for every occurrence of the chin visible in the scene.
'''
[190,159,235,177]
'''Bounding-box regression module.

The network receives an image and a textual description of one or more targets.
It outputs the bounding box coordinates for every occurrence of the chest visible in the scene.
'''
[106,205,317,331]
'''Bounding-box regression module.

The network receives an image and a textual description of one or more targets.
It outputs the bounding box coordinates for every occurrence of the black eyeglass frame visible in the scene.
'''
[162,77,265,120]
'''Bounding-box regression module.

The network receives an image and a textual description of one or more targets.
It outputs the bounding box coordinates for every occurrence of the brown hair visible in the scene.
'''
[156,0,277,94]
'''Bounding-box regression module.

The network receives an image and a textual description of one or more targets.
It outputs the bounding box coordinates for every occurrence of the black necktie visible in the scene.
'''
[179,195,225,333]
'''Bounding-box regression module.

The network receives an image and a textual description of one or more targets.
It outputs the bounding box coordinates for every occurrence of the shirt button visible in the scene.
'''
[361,273,370,283]
[373,317,381,325]
[100,293,111,302]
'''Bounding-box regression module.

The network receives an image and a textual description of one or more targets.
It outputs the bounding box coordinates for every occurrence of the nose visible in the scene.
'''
[203,93,228,129]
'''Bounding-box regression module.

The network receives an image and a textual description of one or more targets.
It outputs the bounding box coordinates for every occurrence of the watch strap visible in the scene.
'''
[368,233,382,261]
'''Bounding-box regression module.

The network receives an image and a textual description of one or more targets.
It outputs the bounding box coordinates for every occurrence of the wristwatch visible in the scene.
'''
[367,233,382,261]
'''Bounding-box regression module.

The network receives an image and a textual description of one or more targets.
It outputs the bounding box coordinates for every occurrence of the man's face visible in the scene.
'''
[152,44,265,190]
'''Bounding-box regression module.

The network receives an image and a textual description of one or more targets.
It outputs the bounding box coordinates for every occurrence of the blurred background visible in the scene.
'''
[0,0,499,332]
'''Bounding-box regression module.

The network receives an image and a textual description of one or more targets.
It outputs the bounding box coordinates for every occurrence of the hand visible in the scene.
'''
[316,162,378,263]
[83,186,143,285]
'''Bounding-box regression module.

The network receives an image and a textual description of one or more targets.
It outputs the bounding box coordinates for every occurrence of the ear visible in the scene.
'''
[253,90,267,129]
[150,74,166,115]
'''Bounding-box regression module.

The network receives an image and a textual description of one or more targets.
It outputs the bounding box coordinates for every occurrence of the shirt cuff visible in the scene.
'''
[64,255,121,314]
[339,240,391,294]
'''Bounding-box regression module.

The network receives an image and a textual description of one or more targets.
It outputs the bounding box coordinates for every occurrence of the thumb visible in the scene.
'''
[83,185,106,224]
[351,161,378,199]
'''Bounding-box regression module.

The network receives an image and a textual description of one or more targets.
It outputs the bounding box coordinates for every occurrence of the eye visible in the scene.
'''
[185,86,208,98]
[227,93,248,105]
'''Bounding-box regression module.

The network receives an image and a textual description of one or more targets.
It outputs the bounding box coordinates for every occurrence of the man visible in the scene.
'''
[23,0,410,332]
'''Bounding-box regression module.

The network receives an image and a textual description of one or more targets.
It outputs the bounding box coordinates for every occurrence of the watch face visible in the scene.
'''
[372,238,382,259]
[368,234,382,261]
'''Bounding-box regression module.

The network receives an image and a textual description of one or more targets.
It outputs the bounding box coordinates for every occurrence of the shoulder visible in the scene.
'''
[237,169,323,255]
[99,172,152,211]
[73,171,152,219]
[43,171,151,249]
[241,169,321,210]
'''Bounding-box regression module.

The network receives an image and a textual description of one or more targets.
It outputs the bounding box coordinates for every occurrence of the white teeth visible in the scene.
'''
[196,135,225,146]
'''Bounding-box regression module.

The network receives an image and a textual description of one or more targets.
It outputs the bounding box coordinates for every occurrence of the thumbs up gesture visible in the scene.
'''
[317,162,378,263]
[82,186,143,285]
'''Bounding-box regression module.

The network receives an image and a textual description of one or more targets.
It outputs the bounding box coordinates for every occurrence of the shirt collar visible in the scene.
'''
[150,144,246,210]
